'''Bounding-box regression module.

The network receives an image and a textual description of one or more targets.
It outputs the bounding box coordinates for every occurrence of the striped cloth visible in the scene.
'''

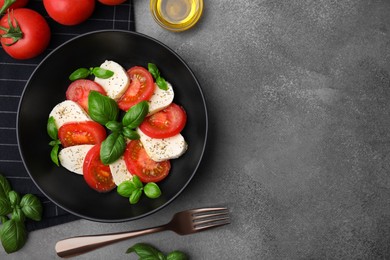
[0,0,135,230]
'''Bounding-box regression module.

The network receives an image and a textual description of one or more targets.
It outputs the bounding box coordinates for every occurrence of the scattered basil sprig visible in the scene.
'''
[88,91,149,164]
[0,174,42,254]
[126,243,188,260]
[47,116,61,166]
[148,63,168,90]
[69,67,114,81]
[117,176,161,204]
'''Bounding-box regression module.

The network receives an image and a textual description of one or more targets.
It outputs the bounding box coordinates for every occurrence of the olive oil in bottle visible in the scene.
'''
[150,0,203,31]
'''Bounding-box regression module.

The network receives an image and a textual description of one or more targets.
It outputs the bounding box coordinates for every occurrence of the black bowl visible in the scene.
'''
[17,30,208,222]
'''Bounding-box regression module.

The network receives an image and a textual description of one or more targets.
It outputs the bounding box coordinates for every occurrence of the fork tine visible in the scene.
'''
[194,219,231,232]
[190,207,228,214]
[194,215,230,226]
[192,211,229,221]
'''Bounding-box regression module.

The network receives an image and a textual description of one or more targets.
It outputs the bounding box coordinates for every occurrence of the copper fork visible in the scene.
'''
[55,207,230,258]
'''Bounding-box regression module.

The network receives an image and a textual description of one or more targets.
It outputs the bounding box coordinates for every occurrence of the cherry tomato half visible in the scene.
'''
[124,140,170,183]
[43,0,95,26]
[117,66,155,111]
[66,79,106,112]
[139,103,187,139]
[58,121,106,147]
[0,8,50,59]
[98,0,127,5]
[83,144,116,192]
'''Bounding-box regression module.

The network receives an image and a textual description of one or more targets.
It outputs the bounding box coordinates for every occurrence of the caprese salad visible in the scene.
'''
[47,60,188,204]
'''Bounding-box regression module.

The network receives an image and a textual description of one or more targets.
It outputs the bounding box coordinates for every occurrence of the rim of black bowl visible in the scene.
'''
[16,29,208,222]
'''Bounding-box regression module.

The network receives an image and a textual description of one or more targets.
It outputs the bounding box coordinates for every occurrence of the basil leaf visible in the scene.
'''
[148,63,160,79]
[49,139,61,146]
[117,180,137,198]
[0,219,27,254]
[122,127,140,140]
[105,121,122,132]
[156,76,168,90]
[167,251,188,260]
[47,116,58,140]
[129,188,142,204]
[148,63,168,90]
[126,243,162,258]
[69,68,90,81]
[8,191,21,206]
[0,215,8,224]
[144,183,161,199]
[122,101,149,129]
[92,67,114,79]
[132,175,143,189]
[100,133,126,165]
[0,175,11,199]
[12,208,25,223]
[51,144,60,166]
[88,91,119,125]
[20,194,42,221]
[0,197,12,216]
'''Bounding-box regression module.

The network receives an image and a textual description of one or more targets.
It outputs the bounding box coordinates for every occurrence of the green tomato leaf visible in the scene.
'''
[0,174,11,199]
[88,91,119,125]
[47,116,58,140]
[167,251,188,260]
[148,63,160,79]
[122,101,149,129]
[69,68,90,81]
[132,175,143,189]
[51,144,60,166]
[126,243,163,258]
[143,183,161,199]
[156,76,168,90]
[0,197,12,216]
[8,191,20,206]
[20,194,42,221]
[122,127,140,140]
[129,188,142,204]
[91,67,114,79]
[117,180,137,198]
[0,219,27,254]
[100,133,126,165]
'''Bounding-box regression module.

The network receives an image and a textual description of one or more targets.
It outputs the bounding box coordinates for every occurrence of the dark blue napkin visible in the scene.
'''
[0,0,135,231]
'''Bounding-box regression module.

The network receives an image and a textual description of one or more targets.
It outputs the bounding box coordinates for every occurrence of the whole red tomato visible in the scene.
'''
[0,8,51,59]
[0,0,29,14]
[98,0,127,5]
[43,0,95,26]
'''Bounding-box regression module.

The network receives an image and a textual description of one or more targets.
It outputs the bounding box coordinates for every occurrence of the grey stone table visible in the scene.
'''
[2,0,390,259]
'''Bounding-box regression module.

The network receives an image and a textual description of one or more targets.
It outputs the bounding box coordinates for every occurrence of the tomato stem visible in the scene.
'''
[0,10,23,46]
[0,0,16,16]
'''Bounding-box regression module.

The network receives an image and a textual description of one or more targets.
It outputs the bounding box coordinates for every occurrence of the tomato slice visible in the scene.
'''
[124,140,170,183]
[83,144,116,192]
[66,79,106,112]
[139,103,187,139]
[117,66,155,111]
[58,121,106,147]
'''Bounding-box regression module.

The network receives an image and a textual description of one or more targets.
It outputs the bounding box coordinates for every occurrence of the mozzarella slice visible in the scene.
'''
[94,60,130,100]
[109,156,132,186]
[137,128,188,162]
[58,145,94,175]
[49,100,91,129]
[148,82,174,116]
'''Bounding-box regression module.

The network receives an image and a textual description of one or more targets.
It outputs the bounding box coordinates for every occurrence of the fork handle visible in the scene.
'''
[55,225,167,258]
